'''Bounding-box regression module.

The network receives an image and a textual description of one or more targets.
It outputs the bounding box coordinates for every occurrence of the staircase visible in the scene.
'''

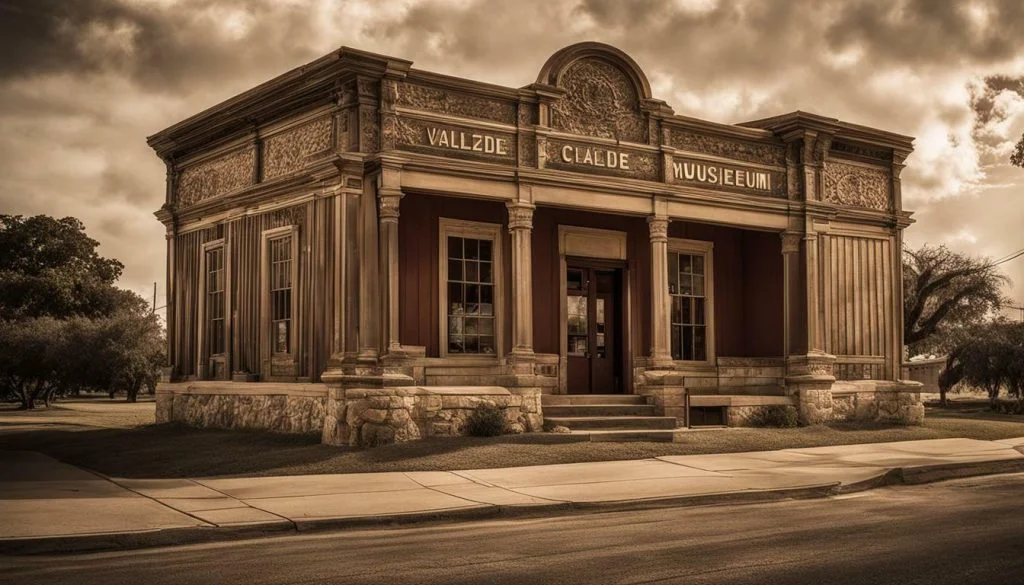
[542,394,680,442]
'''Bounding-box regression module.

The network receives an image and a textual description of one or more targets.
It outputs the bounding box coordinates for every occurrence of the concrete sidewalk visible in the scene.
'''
[3,436,1024,554]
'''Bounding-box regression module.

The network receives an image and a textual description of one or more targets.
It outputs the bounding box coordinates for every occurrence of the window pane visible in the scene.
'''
[465,238,479,260]
[668,253,678,294]
[448,237,462,259]
[479,261,492,284]
[465,317,478,335]
[695,298,705,325]
[479,318,494,335]
[448,317,463,336]
[479,239,492,261]
[465,260,479,282]
[479,336,495,354]
[479,285,493,315]
[680,275,693,296]
[671,297,681,325]
[671,325,682,360]
[679,254,692,274]
[683,327,694,361]
[692,275,705,296]
[449,334,464,353]
[466,284,480,307]
[463,335,479,353]
[448,259,462,282]
[694,327,707,361]
[692,255,705,275]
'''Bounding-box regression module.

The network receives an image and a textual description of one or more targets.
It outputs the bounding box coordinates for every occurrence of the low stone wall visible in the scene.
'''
[155,382,326,435]
[832,380,924,425]
[323,386,543,447]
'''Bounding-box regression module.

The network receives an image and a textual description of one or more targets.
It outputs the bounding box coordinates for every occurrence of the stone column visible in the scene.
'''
[506,201,535,357]
[378,187,403,354]
[648,216,672,367]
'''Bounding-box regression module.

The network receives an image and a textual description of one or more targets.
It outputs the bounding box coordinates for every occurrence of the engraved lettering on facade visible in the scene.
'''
[673,161,771,191]
[262,117,333,180]
[426,126,508,155]
[560,144,630,170]
[177,148,255,207]
[822,160,891,211]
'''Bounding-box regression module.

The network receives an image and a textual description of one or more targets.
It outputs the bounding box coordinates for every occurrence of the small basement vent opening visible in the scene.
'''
[688,406,726,427]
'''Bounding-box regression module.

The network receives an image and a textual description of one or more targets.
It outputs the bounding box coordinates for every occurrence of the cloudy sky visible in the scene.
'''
[1,0,1023,316]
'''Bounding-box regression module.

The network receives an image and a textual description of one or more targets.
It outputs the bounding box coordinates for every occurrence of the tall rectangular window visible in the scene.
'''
[269,235,293,355]
[440,219,501,357]
[205,247,225,355]
[668,243,712,362]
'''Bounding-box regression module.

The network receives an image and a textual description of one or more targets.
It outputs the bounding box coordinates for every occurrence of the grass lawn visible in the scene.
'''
[1,401,1022,479]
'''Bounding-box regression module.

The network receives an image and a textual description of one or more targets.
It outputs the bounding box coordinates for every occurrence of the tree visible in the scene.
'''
[0,215,124,320]
[1012,133,1024,168]
[939,322,1024,408]
[903,245,1009,356]
[0,317,68,409]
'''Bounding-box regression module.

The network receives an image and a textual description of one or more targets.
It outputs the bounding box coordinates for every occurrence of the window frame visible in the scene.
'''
[438,218,504,359]
[667,237,715,365]
[260,225,299,371]
[197,238,228,379]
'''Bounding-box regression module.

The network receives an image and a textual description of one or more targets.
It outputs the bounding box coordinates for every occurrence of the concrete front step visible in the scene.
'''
[542,394,647,406]
[570,429,678,442]
[545,415,678,430]
[543,404,658,417]
[688,385,787,396]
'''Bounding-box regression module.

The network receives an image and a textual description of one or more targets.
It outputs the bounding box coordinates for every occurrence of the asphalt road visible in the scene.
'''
[4,473,1024,585]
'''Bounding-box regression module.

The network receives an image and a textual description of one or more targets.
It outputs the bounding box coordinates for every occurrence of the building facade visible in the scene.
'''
[150,43,924,445]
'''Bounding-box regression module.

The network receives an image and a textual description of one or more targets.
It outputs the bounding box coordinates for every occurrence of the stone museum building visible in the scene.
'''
[150,42,924,445]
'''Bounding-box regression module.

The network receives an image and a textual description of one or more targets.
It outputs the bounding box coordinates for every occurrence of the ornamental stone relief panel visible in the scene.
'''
[551,58,647,144]
[822,160,891,211]
[668,130,786,167]
[396,82,517,124]
[177,148,255,207]
[262,117,333,180]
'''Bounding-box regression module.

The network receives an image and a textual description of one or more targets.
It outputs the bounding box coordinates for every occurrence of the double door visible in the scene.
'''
[566,261,624,394]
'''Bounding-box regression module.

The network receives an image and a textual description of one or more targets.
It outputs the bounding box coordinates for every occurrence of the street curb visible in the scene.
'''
[4,457,1024,556]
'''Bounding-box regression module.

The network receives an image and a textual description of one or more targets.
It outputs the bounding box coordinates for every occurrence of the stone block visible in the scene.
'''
[361,408,388,424]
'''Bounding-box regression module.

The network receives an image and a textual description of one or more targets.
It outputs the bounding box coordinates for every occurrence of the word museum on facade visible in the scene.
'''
[149,42,924,446]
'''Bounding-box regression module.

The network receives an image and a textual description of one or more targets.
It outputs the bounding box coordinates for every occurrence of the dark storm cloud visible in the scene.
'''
[824,0,1024,67]
[0,0,323,92]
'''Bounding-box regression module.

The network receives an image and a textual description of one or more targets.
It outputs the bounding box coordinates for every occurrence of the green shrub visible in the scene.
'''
[464,404,507,437]
[745,405,798,428]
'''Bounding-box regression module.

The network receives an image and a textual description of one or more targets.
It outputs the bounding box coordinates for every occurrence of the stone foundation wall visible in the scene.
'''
[155,382,326,434]
[830,380,924,425]
[323,385,543,447]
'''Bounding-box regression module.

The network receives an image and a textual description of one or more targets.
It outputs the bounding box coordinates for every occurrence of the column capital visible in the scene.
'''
[780,231,802,254]
[378,188,403,223]
[506,201,535,231]
[647,216,669,243]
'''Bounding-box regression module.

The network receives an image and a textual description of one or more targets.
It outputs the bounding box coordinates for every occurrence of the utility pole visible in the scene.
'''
[152,282,157,315]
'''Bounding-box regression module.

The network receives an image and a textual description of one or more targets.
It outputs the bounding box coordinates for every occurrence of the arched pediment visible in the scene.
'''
[537,42,652,144]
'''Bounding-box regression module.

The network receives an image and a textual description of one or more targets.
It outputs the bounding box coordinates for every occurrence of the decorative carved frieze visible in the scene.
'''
[268,205,306,229]
[394,118,516,164]
[262,117,333,180]
[830,140,891,162]
[780,232,802,254]
[822,160,891,211]
[669,130,786,167]
[551,58,647,143]
[518,135,537,168]
[517,102,537,126]
[544,138,657,181]
[647,216,669,243]
[378,189,403,223]
[360,108,379,152]
[177,148,255,207]
[506,201,535,230]
[397,82,517,124]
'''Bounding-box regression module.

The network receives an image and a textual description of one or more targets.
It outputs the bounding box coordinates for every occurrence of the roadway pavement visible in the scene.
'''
[2,436,1024,554]
[5,472,1024,584]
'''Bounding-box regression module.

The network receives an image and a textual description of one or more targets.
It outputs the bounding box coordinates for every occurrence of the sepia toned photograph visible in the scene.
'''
[2,1,1024,583]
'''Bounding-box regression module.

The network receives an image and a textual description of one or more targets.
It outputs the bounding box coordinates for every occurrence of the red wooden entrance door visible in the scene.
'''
[566,262,624,394]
